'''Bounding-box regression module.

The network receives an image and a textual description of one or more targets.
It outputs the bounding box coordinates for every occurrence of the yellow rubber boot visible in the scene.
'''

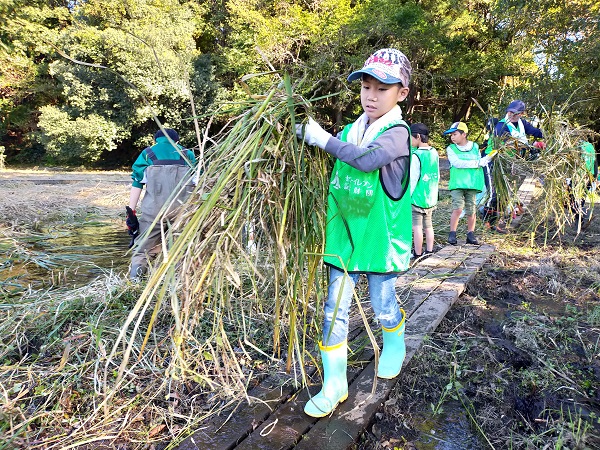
[304,340,348,417]
[377,310,406,379]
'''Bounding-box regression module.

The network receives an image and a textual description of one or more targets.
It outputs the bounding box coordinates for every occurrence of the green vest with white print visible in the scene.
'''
[448,143,484,192]
[411,147,439,208]
[323,120,412,273]
[581,141,595,176]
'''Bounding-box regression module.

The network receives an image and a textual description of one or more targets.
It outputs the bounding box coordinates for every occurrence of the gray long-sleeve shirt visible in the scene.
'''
[323,125,411,200]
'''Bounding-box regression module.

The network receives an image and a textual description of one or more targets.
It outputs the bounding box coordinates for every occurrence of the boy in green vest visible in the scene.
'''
[295,48,412,417]
[410,123,439,257]
[444,121,492,245]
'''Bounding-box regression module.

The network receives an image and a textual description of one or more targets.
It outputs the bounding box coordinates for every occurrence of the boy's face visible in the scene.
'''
[360,75,409,124]
[507,111,524,121]
[449,130,467,145]
[410,134,420,147]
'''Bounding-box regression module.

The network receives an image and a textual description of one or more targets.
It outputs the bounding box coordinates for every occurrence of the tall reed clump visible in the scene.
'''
[106,74,332,400]
[488,107,596,243]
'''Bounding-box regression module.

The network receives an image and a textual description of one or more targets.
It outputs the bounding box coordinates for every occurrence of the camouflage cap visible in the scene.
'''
[347,48,412,87]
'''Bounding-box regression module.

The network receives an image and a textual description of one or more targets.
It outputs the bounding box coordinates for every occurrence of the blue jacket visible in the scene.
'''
[494,118,543,139]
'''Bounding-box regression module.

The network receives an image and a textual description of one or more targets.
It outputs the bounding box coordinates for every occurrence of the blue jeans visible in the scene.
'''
[322,267,402,347]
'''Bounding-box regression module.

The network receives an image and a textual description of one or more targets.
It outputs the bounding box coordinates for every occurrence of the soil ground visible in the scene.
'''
[359,207,600,449]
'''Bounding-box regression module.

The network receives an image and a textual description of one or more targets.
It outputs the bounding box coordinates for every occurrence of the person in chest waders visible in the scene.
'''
[295,48,413,418]
[125,128,196,280]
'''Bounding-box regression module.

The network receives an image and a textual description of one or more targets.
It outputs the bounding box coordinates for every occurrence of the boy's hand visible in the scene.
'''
[295,118,331,149]
[479,155,491,167]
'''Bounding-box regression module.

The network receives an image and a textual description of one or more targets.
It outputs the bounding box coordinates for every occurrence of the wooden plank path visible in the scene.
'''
[175,243,495,450]
[174,176,539,449]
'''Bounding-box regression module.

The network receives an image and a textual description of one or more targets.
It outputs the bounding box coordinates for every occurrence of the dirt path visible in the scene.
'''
[359,217,600,449]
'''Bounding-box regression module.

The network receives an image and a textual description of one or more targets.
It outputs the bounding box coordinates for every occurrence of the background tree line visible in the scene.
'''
[0,0,598,167]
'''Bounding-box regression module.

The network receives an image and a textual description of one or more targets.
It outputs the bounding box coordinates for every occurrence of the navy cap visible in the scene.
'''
[410,122,429,136]
[506,100,526,113]
[154,128,180,142]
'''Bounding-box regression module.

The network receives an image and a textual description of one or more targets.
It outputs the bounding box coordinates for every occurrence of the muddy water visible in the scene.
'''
[409,402,487,449]
[1,221,131,291]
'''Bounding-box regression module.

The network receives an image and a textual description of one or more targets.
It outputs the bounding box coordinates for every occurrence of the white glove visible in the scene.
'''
[479,155,491,167]
[295,117,332,149]
[591,181,597,192]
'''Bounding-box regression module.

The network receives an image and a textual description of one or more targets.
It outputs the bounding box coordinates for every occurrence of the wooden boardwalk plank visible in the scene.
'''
[175,243,495,450]
[292,244,493,450]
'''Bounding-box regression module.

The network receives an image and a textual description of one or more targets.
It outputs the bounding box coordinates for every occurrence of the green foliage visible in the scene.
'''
[37,106,116,163]
[1,0,599,165]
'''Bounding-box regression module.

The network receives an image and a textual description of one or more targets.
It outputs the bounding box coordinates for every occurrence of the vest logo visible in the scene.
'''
[332,171,341,190]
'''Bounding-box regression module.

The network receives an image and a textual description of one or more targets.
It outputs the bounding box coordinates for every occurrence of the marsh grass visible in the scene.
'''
[0,274,260,448]
[0,74,336,448]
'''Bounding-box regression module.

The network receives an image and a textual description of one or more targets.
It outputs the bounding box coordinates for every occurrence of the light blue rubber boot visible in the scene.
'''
[377,310,406,379]
[304,340,348,417]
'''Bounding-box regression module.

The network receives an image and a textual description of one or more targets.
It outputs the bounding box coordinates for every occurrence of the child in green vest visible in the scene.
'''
[444,121,492,245]
[567,140,598,226]
[410,123,439,257]
[295,48,413,418]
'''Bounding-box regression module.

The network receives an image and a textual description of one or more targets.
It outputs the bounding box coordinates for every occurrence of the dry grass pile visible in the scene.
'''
[0,276,237,449]
[0,180,129,230]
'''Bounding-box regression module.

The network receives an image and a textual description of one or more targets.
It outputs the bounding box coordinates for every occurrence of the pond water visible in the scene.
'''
[0,221,131,293]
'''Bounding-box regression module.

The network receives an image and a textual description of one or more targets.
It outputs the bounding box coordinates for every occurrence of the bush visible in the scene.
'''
[37,106,118,165]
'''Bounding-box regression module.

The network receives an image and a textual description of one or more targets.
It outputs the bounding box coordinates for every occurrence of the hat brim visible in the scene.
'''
[443,127,458,135]
[506,108,525,113]
[347,68,403,85]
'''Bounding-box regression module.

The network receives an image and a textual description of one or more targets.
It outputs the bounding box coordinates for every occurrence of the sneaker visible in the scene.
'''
[466,232,479,245]
[448,231,457,245]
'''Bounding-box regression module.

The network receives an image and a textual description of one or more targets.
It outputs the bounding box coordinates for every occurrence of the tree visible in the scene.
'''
[35,0,217,165]
[0,0,72,161]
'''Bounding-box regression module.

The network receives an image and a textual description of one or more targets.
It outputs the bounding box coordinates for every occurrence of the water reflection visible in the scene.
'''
[413,401,485,449]
[0,221,131,292]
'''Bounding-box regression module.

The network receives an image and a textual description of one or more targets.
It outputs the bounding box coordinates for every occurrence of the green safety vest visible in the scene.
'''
[581,141,596,176]
[411,147,439,208]
[498,118,527,156]
[323,121,412,273]
[448,143,484,192]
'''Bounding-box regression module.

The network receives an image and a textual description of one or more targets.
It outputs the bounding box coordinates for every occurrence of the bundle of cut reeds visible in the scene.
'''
[488,111,597,242]
[107,74,332,397]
